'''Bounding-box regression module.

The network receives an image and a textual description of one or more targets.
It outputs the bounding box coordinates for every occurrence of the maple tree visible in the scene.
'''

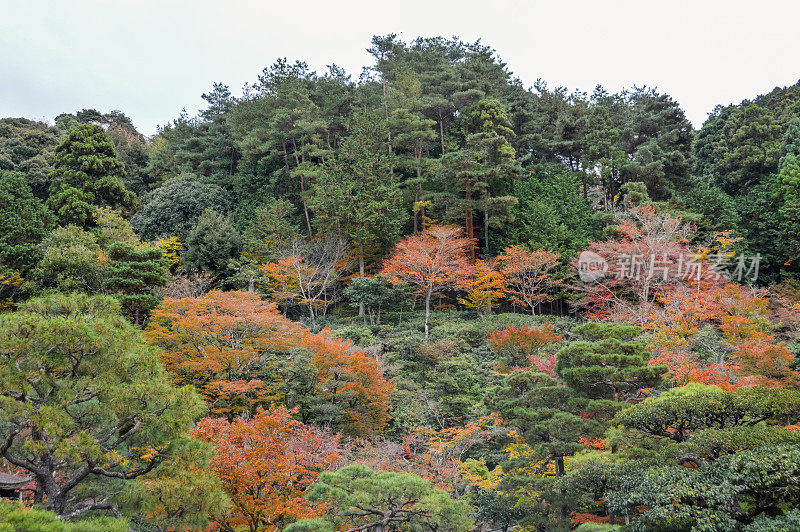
[146,290,296,416]
[194,405,341,532]
[575,205,701,326]
[382,225,473,337]
[486,323,563,368]
[495,245,561,315]
[260,238,351,324]
[458,259,505,315]
[146,290,393,434]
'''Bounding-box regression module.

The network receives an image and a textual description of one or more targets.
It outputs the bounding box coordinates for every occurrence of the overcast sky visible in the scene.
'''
[2,0,799,136]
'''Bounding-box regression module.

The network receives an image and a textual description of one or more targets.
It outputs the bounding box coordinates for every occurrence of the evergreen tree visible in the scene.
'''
[104,242,170,325]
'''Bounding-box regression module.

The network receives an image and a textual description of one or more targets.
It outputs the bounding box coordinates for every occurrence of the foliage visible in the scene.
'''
[291,464,474,532]
[194,405,341,532]
[0,294,204,517]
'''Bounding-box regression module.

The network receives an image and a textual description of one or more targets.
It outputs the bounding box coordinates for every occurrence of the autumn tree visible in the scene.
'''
[576,205,701,325]
[382,225,473,337]
[194,405,341,532]
[459,259,505,316]
[146,290,393,434]
[260,237,351,324]
[495,245,561,315]
[146,290,298,416]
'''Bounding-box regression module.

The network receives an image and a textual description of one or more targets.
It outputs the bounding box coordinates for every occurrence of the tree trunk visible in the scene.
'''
[358,244,365,317]
[424,290,432,338]
[465,181,475,262]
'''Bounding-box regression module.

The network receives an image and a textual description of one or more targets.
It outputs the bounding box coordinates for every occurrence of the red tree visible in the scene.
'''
[495,246,561,315]
[194,405,341,532]
[382,225,473,337]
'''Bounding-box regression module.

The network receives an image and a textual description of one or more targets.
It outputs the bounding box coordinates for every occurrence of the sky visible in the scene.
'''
[2,0,800,136]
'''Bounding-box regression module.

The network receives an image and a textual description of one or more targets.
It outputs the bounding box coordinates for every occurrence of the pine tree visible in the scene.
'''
[104,242,169,325]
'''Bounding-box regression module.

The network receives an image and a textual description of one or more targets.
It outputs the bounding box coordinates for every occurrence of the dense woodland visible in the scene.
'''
[3,35,800,531]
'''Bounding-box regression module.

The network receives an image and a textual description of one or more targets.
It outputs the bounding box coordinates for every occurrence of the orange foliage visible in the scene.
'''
[458,259,505,315]
[495,245,561,315]
[648,282,800,388]
[487,323,563,369]
[382,225,473,335]
[194,405,341,532]
[146,291,393,434]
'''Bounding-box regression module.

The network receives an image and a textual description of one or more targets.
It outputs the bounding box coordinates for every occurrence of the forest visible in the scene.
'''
[2,34,800,531]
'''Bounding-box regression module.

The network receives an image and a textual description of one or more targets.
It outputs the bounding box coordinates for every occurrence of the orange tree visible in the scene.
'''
[382,225,473,337]
[146,290,393,435]
[495,246,561,315]
[194,405,341,532]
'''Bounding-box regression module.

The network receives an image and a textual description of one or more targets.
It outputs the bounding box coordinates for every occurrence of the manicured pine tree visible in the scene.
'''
[104,241,169,325]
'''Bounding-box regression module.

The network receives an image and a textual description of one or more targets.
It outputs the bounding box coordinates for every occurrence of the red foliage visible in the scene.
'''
[487,323,563,368]
[194,406,341,532]
[147,290,393,434]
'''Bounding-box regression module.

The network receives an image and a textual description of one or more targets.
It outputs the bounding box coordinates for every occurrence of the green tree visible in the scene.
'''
[0,118,61,198]
[497,165,597,260]
[556,323,665,403]
[32,225,103,293]
[310,113,406,279]
[103,242,169,325]
[0,172,51,279]
[130,173,231,240]
[48,124,138,224]
[0,294,204,518]
[288,464,474,532]
[183,208,242,278]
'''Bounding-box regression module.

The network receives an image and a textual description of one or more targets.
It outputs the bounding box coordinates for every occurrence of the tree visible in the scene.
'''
[260,237,351,323]
[0,294,204,518]
[0,172,51,280]
[496,165,597,260]
[576,205,700,326]
[496,245,561,315]
[288,464,474,532]
[147,290,393,434]
[556,323,665,403]
[382,225,472,337]
[194,405,341,532]
[103,241,170,325]
[32,225,103,294]
[130,173,231,240]
[48,124,138,222]
[183,208,242,278]
[0,117,61,198]
[458,259,504,315]
[613,385,800,443]
[310,114,407,280]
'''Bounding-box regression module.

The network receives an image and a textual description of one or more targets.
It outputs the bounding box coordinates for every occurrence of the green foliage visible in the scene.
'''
[0,117,61,198]
[183,208,242,277]
[103,241,169,324]
[0,172,51,278]
[48,124,138,220]
[608,444,800,531]
[613,385,800,442]
[0,293,205,517]
[556,324,664,402]
[0,502,128,532]
[32,225,102,293]
[297,464,474,531]
[496,165,598,260]
[130,173,231,240]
